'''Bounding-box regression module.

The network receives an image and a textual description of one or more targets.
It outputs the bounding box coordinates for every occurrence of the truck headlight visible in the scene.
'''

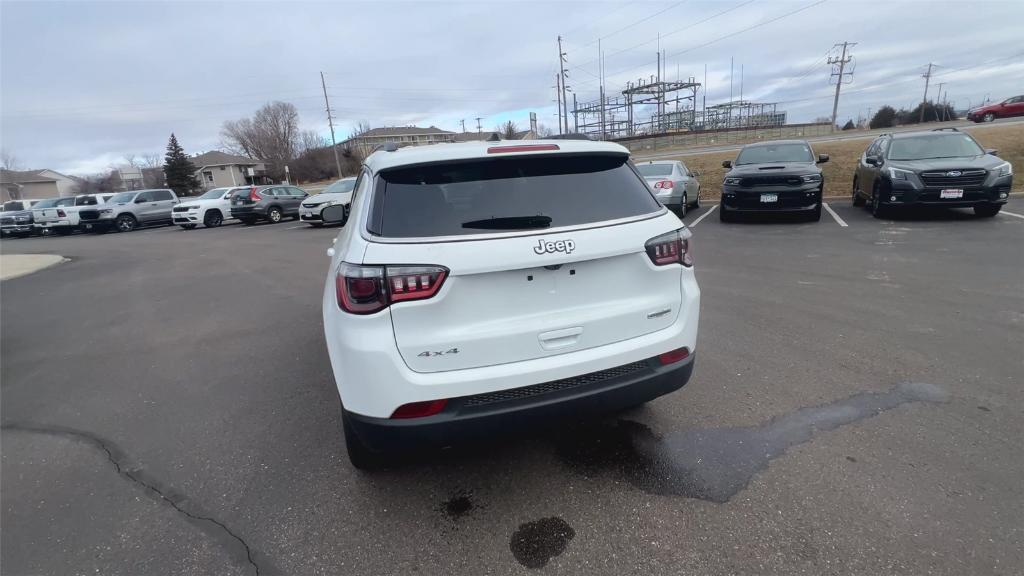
[887,167,914,180]
[723,177,742,186]
[801,174,822,183]
[995,162,1013,177]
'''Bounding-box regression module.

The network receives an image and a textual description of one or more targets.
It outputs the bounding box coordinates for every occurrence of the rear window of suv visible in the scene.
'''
[373,154,660,238]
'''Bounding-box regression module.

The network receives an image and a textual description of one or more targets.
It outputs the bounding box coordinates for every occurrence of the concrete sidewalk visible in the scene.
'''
[0,254,66,281]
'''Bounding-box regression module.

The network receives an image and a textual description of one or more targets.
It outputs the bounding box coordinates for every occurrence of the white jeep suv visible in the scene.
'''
[321,140,700,468]
[173,186,243,229]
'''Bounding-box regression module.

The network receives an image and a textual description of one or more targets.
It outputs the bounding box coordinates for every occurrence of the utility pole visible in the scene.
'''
[460,119,466,133]
[599,39,606,140]
[828,42,855,131]
[554,73,564,134]
[557,36,569,137]
[573,92,579,133]
[320,71,342,178]
[475,117,482,134]
[920,62,934,123]
[935,82,946,121]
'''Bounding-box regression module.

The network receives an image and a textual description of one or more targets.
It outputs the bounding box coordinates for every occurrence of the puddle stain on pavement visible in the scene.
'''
[556,382,949,503]
[509,517,576,569]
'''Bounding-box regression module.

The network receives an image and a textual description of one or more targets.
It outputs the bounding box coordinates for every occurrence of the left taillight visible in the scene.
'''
[654,180,674,189]
[645,229,693,267]
[335,263,448,314]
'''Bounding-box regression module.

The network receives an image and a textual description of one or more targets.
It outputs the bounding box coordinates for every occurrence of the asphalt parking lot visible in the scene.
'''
[3,200,1023,576]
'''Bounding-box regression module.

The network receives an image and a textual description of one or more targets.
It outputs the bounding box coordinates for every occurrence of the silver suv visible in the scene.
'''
[229,185,307,225]
[79,189,179,233]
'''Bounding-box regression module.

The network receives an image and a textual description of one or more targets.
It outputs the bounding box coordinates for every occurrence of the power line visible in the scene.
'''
[575,0,690,50]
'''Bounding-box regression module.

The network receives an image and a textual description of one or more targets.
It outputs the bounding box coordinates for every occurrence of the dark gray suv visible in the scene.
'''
[229,185,307,225]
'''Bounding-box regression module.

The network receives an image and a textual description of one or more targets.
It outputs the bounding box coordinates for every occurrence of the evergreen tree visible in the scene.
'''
[163,133,199,196]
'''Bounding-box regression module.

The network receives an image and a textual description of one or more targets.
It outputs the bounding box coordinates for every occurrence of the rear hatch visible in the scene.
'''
[362,152,684,373]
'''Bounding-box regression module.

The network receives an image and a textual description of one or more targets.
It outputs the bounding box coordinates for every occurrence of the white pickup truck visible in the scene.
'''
[33,194,115,235]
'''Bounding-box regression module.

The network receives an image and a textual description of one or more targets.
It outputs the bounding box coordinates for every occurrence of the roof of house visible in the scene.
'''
[364,139,629,173]
[190,151,264,168]
[452,131,501,142]
[349,126,455,139]
[1,169,60,184]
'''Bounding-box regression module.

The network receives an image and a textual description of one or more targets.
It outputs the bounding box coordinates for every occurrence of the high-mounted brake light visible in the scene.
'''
[391,399,448,419]
[336,263,448,314]
[487,144,560,154]
[249,187,261,201]
[654,180,674,189]
[645,229,693,267]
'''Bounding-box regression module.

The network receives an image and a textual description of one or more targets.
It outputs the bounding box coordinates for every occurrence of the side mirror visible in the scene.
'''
[865,155,882,166]
[321,204,347,224]
[722,160,732,169]
[986,148,999,156]
[817,154,830,164]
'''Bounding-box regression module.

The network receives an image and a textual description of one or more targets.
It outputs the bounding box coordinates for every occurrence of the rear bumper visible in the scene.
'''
[34,220,74,229]
[345,354,695,451]
[230,207,262,219]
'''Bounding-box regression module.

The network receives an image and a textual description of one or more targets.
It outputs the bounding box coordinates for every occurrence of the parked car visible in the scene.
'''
[79,189,179,233]
[967,95,1024,123]
[321,140,699,468]
[719,140,828,222]
[636,160,701,215]
[173,187,244,229]
[33,194,114,235]
[230,185,307,225]
[299,177,357,227]
[1,199,42,238]
[852,128,1012,218]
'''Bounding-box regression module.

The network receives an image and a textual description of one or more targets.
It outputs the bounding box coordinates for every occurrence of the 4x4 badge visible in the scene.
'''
[533,238,575,255]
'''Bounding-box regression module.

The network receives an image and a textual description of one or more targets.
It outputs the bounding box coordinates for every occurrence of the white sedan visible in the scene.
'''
[173,187,245,229]
[299,177,356,227]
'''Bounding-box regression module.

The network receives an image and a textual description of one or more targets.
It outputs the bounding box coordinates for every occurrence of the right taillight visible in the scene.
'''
[249,187,261,201]
[645,229,693,267]
[335,263,448,314]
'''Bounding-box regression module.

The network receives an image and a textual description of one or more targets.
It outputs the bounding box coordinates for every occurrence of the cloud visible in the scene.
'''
[2,0,1022,173]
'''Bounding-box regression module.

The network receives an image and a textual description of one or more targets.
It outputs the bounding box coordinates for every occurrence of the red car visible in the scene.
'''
[967,95,1024,122]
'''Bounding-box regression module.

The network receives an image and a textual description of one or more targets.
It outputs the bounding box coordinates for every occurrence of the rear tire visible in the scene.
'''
[342,412,383,471]
[203,210,223,228]
[974,204,1002,217]
[982,112,996,123]
[679,194,687,217]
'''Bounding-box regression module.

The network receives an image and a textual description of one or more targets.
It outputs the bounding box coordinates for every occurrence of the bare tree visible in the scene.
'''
[142,153,161,168]
[221,101,301,180]
[1,149,22,171]
[536,123,554,137]
[122,154,140,168]
[350,120,371,138]
[299,130,329,153]
[496,120,519,139]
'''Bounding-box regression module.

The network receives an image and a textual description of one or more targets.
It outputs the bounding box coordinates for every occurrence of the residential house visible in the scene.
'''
[1,169,79,202]
[451,129,538,143]
[341,126,456,157]
[190,151,268,191]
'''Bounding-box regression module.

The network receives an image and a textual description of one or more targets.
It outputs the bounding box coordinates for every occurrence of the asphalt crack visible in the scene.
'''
[2,422,263,576]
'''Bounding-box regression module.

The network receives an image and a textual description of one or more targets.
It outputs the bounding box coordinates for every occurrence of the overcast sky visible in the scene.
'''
[2,0,1022,175]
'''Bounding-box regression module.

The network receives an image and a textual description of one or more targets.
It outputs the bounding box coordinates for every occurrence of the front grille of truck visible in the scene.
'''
[462,361,650,407]
[740,175,803,187]
[0,217,14,226]
[172,206,191,212]
[79,210,100,220]
[920,169,987,188]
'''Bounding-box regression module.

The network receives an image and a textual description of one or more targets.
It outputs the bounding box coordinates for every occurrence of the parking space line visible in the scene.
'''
[688,205,718,227]
[999,210,1024,220]
[285,225,304,230]
[822,203,849,227]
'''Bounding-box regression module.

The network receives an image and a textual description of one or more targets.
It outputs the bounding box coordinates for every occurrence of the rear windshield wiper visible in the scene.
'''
[461,215,552,230]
